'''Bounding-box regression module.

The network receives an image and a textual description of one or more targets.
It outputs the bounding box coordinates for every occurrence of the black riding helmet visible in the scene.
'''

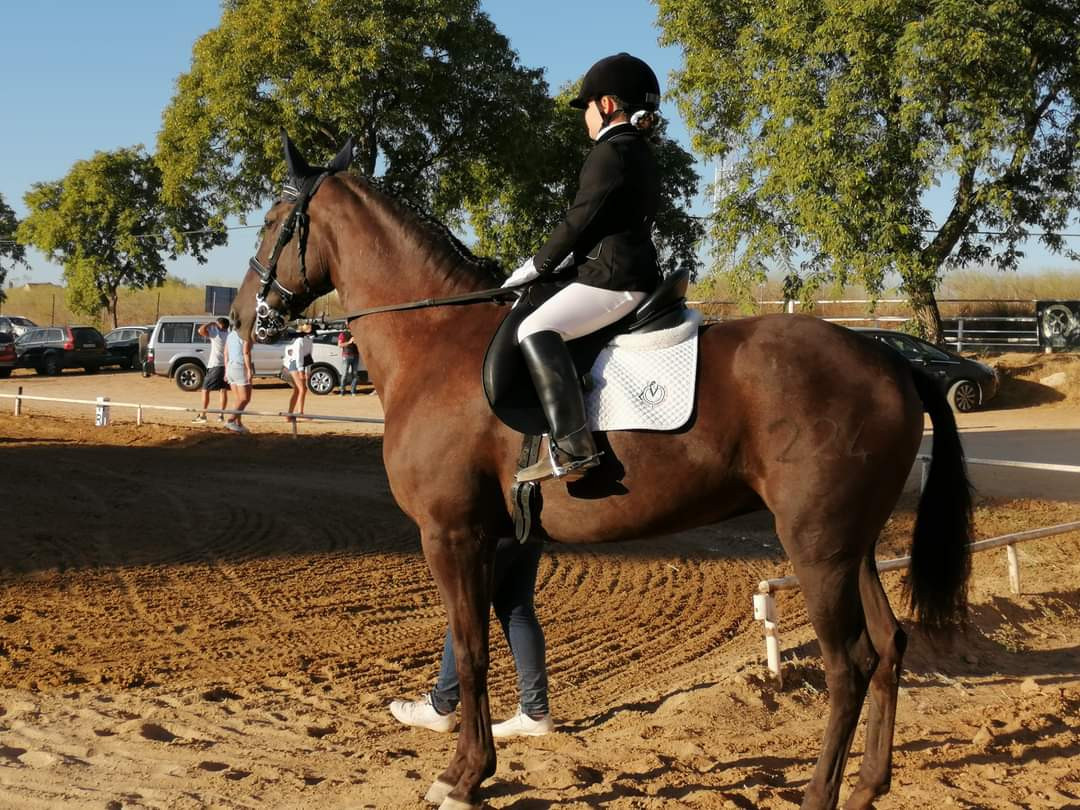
[570,52,661,111]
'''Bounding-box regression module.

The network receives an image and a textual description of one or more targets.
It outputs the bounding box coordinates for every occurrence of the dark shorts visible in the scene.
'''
[203,366,229,391]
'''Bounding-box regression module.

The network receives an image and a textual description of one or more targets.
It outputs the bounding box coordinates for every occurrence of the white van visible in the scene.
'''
[146,315,365,393]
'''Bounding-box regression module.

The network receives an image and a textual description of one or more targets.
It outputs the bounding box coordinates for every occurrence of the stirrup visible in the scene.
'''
[514,438,602,483]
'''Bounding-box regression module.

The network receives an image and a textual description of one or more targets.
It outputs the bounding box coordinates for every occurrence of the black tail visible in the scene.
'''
[907,369,973,629]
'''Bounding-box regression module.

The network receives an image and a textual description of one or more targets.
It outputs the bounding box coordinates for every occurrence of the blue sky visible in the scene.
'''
[1,0,1075,290]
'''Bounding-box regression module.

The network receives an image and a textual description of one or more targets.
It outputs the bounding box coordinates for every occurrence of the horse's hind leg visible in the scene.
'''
[844,560,907,810]
[792,554,878,810]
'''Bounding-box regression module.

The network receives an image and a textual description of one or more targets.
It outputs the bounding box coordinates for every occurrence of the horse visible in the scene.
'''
[230,135,972,810]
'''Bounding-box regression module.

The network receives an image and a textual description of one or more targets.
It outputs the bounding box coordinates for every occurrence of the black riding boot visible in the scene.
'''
[515,330,602,483]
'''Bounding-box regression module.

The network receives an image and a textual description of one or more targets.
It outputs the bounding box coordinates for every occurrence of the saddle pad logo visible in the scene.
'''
[637,380,666,406]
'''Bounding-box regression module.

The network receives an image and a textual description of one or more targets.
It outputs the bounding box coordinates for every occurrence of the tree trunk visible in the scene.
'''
[107,291,119,329]
[908,283,943,343]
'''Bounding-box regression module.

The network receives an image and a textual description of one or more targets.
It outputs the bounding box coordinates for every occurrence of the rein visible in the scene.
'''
[341,285,524,323]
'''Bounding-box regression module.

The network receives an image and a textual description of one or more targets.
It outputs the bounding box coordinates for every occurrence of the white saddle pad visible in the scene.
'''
[584,310,702,432]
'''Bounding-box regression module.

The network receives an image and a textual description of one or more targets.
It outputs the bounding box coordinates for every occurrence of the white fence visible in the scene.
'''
[753,456,1080,687]
[688,298,1051,352]
[1,387,384,435]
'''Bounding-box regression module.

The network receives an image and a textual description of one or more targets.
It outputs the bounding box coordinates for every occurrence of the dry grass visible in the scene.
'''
[3,267,1077,330]
[0,280,346,330]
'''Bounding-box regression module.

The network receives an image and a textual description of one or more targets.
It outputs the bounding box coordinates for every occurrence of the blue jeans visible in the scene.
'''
[431,537,549,717]
[341,357,359,394]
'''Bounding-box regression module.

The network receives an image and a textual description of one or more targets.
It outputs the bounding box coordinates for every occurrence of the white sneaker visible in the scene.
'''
[491,708,554,738]
[389,695,455,733]
[191,415,207,424]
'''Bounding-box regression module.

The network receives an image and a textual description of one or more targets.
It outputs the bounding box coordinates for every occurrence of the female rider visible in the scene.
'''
[503,52,664,483]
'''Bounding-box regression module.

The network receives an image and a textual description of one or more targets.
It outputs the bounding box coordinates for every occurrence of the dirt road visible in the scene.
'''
[1,402,1078,808]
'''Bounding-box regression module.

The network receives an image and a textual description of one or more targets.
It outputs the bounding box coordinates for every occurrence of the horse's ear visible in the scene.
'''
[327,137,355,174]
[281,129,314,181]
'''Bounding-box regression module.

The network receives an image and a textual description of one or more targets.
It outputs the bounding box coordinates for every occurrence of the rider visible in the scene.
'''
[502,53,664,483]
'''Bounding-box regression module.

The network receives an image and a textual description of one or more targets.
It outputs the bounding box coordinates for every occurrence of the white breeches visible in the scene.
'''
[516,283,647,343]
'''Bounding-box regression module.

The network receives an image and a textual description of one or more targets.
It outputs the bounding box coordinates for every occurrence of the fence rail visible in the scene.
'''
[753,456,1080,687]
[687,298,1058,353]
[1,388,384,435]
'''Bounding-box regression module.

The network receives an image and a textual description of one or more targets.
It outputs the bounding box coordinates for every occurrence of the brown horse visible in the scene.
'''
[232,137,972,810]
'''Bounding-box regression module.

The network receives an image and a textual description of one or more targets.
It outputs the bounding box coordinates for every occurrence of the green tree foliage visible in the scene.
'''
[158,0,703,276]
[459,85,705,275]
[157,0,550,226]
[17,147,221,327]
[657,0,1080,339]
[0,193,28,301]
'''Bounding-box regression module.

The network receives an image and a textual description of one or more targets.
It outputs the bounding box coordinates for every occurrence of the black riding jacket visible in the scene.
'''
[533,123,662,293]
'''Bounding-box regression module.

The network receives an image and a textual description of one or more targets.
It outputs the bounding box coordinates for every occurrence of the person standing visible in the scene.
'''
[338,329,360,396]
[283,322,313,421]
[389,537,553,738]
[223,323,253,434]
[193,317,230,424]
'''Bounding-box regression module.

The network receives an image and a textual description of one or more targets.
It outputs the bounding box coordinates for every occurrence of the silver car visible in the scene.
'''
[0,316,38,338]
[146,316,365,393]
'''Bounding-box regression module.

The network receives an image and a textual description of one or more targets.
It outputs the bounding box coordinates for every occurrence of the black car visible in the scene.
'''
[854,328,999,412]
[103,325,151,370]
[14,326,108,376]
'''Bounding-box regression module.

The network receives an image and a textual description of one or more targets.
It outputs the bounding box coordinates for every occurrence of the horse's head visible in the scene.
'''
[233,131,354,343]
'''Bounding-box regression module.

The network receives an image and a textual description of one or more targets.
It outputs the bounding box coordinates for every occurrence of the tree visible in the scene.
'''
[157,0,551,228]
[657,0,1080,340]
[455,85,705,275]
[0,193,28,301]
[17,147,221,327]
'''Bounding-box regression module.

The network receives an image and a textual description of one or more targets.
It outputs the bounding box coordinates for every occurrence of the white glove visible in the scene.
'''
[501,258,541,288]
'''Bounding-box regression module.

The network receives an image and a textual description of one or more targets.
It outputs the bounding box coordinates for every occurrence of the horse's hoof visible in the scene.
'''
[438,797,482,810]
[424,779,454,805]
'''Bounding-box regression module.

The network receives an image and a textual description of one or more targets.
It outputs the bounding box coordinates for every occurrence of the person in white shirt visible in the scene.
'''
[193,318,230,424]
[283,322,314,422]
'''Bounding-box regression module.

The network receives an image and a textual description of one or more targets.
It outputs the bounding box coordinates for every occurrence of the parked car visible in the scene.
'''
[853,328,999,412]
[14,325,108,376]
[146,316,365,392]
[0,332,15,377]
[0,316,38,337]
[103,325,152,369]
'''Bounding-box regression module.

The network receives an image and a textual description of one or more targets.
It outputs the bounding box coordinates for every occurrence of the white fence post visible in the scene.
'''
[136,404,143,427]
[1006,544,1021,594]
[14,385,22,416]
[95,396,110,427]
[754,588,782,686]
[956,318,964,352]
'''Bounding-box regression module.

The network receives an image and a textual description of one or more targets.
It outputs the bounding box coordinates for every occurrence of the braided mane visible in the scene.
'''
[339,174,505,286]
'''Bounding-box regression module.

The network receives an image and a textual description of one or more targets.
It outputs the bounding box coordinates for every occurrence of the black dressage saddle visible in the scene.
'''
[483,269,691,435]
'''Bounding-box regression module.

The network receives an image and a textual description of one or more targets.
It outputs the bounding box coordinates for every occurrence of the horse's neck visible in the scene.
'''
[330,201,501,410]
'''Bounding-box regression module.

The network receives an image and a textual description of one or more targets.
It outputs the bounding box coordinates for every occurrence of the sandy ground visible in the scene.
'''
[0,357,1078,809]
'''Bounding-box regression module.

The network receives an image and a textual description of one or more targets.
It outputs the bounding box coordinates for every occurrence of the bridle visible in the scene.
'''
[249,171,331,341]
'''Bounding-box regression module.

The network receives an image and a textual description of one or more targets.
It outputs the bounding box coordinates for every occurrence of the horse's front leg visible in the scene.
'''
[420,525,497,810]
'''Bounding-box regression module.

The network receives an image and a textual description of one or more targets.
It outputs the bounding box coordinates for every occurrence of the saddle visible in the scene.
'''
[482,269,690,435]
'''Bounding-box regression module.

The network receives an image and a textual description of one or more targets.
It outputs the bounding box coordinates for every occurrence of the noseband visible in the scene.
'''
[250,172,330,341]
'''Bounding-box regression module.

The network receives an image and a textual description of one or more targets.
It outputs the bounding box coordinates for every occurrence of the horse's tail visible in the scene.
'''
[906,368,973,630]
